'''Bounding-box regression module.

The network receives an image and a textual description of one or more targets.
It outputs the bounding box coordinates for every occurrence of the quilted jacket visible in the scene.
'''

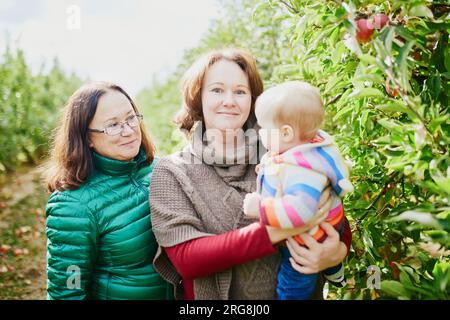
[46,149,173,300]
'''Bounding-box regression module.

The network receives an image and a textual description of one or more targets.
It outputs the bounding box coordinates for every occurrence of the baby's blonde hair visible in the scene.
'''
[255,81,324,141]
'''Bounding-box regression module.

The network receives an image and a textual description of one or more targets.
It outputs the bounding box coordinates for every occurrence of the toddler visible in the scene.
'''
[244,81,353,300]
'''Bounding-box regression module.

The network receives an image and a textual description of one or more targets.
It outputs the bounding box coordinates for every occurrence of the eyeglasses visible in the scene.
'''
[89,114,143,136]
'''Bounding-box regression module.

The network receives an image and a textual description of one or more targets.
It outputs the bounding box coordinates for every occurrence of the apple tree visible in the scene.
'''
[254,0,449,299]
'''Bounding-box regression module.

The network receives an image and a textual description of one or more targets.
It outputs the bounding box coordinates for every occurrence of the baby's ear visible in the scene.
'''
[280,125,295,142]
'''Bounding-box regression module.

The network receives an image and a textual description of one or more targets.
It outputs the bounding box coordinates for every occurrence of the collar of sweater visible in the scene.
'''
[189,120,260,168]
[92,148,147,176]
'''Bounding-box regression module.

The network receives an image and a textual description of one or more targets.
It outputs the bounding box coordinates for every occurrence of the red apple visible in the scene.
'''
[412,51,422,61]
[0,244,11,254]
[14,248,29,256]
[390,261,400,280]
[372,13,389,30]
[356,19,374,43]
[385,78,399,97]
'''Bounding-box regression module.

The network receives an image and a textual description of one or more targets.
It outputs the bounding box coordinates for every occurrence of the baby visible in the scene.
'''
[244,81,353,300]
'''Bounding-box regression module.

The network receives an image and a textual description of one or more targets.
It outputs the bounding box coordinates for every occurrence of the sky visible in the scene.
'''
[0,0,221,96]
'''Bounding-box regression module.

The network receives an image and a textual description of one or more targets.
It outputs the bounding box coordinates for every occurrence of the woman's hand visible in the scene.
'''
[286,222,347,274]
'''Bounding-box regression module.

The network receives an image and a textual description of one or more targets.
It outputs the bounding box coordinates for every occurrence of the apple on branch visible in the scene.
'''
[385,78,399,97]
[356,18,374,43]
[372,13,389,30]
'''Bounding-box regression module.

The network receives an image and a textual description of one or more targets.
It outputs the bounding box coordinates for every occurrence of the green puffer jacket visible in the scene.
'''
[45,149,173,300]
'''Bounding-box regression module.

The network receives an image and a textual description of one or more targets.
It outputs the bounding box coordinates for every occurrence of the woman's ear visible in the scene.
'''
[280,125,295,143]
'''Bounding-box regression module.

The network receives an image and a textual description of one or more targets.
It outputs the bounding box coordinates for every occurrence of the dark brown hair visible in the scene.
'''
[43,82,155,192]
[175,48,264,136]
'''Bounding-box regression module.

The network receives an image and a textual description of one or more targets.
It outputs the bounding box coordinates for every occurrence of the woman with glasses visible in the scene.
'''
[43,82,173,300]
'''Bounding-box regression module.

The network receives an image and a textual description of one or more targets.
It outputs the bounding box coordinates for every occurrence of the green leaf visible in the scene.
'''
[324,76,341,95]
[384,27,396,54]
[377,118,402,131]
[445,48,450,72]
[363,229,373,248]
[252,2,271,20]
[331,41,347,65]
[372,135,394,146]
[428,115,449,132]
[401,282,434,297]
[426,74,442,102]
[433,177,450,196]
[432,261,450,293]
[408,5,434,19]
[335,6,346,19]
[397,41,415,89]
[376,102,409,114]
[354,73,384,84]
[399,270,413,287]
[349,88,385,98]
[333,104,353,121]
[359,54,378,65]
[395,27,427,51]
[390,211,442,229]
[381,280,411,299]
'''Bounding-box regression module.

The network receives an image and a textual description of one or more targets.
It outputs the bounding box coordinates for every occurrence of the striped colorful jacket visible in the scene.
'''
[257,130,353,244]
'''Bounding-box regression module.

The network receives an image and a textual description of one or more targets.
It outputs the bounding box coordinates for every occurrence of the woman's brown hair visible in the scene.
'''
[175,48,264,136]
[43,82,155,192]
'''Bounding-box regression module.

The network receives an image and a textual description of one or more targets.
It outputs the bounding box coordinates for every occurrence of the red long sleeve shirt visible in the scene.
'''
[165,218,352,299]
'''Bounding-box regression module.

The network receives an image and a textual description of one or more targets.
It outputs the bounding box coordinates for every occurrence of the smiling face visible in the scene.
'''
[88,90,142,161]
[201,59,252,135]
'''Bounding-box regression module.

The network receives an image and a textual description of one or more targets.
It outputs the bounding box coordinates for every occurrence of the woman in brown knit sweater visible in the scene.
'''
[149,48,352,300]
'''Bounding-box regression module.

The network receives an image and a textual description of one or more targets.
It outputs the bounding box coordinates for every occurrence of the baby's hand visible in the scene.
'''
[243,192,262,219]
[255,164,261,175]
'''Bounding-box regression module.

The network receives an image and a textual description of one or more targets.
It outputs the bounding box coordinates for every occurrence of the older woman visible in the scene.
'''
[150,48,352,300]
[44,82,173,299]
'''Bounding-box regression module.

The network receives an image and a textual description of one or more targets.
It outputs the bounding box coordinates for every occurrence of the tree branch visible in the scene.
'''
[384,67,433,137]
[326,92,344,106]
[356,172,401,223]
[279,0,300,14]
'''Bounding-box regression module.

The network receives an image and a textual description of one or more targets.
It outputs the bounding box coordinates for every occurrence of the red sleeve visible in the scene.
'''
[164,222,277,279]
[341,217,352,256]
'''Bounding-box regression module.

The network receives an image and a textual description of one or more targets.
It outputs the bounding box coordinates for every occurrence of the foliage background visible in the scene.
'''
[0,0,449,299]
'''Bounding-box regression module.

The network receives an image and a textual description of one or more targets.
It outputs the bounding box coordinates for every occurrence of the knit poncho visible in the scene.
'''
[150,123,324,299]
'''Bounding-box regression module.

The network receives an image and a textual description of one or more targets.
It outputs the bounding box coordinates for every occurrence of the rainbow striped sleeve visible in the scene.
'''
[300,144,353,197]
[259,163,327,228]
